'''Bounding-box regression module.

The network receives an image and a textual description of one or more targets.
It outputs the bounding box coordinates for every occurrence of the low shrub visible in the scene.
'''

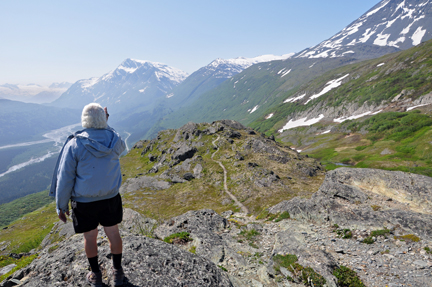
[394,234,421,242]
[333,266,366,287]
[275,211,290,222]
[163,232,192,245]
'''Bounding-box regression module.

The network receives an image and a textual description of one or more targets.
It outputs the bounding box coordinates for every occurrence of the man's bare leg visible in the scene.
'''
[104,225,122,254]
[84,228,99,258]
[84,228,100,276]
[104,224,124,285]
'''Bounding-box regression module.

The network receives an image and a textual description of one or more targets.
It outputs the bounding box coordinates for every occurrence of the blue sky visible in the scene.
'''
[0,0,380,85]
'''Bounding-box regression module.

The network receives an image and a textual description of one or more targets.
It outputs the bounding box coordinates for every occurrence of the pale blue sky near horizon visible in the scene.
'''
[0,0,381,86]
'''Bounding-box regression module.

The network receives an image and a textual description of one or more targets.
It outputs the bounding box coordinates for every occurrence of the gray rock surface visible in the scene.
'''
[1,230,232,287]
[120,176,171,193]
[269,168,432,237]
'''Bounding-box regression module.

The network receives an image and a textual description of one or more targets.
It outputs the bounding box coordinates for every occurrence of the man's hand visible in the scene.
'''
[104,107,109,121]
[59,210,70,223]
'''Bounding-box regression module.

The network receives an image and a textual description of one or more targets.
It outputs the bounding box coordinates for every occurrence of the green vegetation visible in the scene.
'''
[218,265,228,272]
[0,190,54,228]
[239,229,260,241]
[363,229,391,244]
[290,110,432,177]
[273,254,326,286]
[189,245,196,254]
[371,205,381,211]
[274,211,290,222]
[163,232,192,245]
[0,203,57,254]
[394,234,421,242]
[336,229,352,239]
[0,254,38,282]
[371,229,391,237]
[333,266,366,287]
[424,247,432,254]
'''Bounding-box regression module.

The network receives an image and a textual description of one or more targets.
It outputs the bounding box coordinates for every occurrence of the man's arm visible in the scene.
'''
[56,141,77,219]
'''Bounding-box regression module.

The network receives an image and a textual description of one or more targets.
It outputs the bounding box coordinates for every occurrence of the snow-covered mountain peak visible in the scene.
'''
[208,53,294,70]
[296,0,432,59]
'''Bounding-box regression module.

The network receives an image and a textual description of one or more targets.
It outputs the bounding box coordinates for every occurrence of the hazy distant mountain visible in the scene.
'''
[51,59,188,115]
[297,0,432,59]
[0,99,78,146]
[0,83,72,104]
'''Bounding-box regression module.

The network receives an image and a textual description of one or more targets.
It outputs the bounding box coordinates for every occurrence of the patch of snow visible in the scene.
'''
[284,93,306,103]
[265,113,274,119]
[309,62,316,68]
[81,77,99,88]
[377,63,385,67]
[278,114,325,133]
[304,74,349,105]
[334,111,376,123]
[366,0,392,17]
[118,66,138,73]
[277,68,286,74]
[374,33,391,46]
[412,26,426,45]
[407,103,429,111]
[359,28,376,43]
[320,130,331,135]
[250,105,259,114]
[296,150,302,153]
[139,88,147,93]
[166,93,174,98]
[281,69,292,78]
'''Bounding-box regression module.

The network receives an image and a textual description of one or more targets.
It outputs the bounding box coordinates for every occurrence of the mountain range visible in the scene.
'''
[0,82,71,104]
[2,0,432,207]
[50,0,432,143]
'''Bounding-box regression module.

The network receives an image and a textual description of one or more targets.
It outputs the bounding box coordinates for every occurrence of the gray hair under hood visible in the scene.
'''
[81,103,108,129]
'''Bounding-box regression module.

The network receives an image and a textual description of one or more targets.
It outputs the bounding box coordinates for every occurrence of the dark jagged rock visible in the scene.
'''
[183,172,195,181]
[224,129,241,139]
[171,145,197,162]
[218,120,246,130]
[148,153,157,162]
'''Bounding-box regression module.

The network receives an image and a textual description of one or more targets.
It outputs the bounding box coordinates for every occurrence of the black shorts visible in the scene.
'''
[71,193,123,233]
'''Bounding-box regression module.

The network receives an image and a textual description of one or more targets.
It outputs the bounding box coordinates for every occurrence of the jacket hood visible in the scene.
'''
[74,128,123,158]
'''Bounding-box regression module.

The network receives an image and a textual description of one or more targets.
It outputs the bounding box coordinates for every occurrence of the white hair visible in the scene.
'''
[81,103,108,129]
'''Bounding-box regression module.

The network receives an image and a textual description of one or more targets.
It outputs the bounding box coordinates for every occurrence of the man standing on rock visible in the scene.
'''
[50,103,126,287]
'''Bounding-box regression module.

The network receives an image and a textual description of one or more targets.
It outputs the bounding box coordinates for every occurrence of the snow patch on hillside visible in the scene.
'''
[281,69,292,78]
[284,94,306,103]
[304,74,349,105]
[249,105,259,114]
[412,26,426,45]
[278,114,325,132]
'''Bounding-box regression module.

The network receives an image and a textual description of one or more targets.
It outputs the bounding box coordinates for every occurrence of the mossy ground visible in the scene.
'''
[282,110,432,177]
[120,126,324,221]
[0,203,57,255]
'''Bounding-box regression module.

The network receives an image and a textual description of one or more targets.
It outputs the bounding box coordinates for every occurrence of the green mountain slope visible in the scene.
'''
[152,57,359,133]
[251,39,432,136]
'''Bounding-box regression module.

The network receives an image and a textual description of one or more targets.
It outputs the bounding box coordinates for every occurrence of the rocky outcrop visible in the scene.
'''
[120,176,171,193]
[269,167,432,239]
[0,232,232,287]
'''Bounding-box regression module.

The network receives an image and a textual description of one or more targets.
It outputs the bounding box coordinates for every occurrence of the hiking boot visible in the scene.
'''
[86,270,103,287]
[112,266,125,286]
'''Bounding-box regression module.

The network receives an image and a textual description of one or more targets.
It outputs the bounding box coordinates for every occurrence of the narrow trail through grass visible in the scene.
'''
[211,136,249,214]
